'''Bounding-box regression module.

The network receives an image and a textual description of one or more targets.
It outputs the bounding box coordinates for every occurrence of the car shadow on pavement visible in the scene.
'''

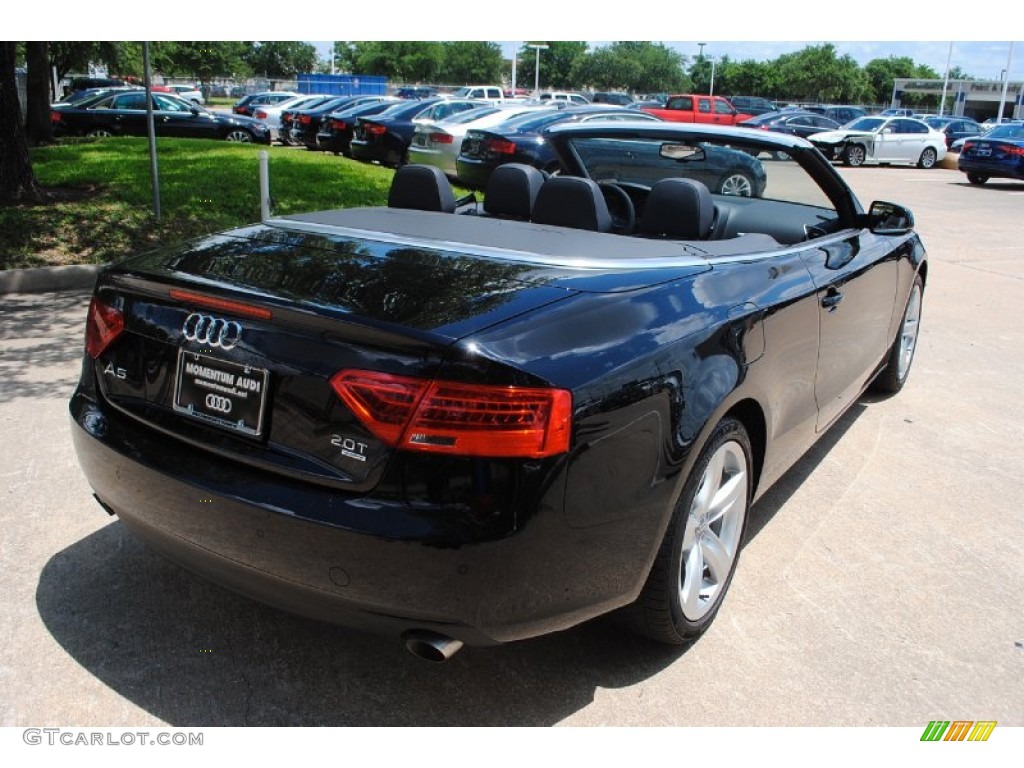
[36,519,687,726]
[0,290,89,401]
[35,397,866,728]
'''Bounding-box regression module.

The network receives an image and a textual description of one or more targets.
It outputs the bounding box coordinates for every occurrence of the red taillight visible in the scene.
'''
[330,119,347,130]
[998,143,1024,156]
[963,141,975,152]
[429,132,454,144]
[365,123,387,135]
[254,109,268,119]
[483,138,516,155]
[51,110,62,124]
[330,370,572,458]
[85,296,124,359]
[298,114,312,124]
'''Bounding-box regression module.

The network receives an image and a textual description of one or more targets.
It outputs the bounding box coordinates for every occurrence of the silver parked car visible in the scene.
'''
[408,104,548,178]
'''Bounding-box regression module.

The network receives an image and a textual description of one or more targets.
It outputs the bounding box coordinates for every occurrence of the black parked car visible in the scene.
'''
[739,111,842,140]
[288,96,394,150]
[803,104,868,124]
[455,106,661,188]
[726,95,778,115]
[52,91,271,143]
[315,99,401,155]
[70,122,926,661]
[232,91,299,117]
[591,91,634,106]
[350,98,486,167]
[924,116,985,149]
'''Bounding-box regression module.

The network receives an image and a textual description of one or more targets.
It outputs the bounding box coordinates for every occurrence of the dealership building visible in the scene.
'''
[893,78,1024,120]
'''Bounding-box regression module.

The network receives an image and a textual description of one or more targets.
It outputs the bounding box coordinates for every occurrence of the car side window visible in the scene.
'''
[902,120,927,134]
[113,93,147,110]
[713,100,733,115]
[154,95,188,112]
[698,99,711,113]
[667,97,692,110]
[790,116,812,127]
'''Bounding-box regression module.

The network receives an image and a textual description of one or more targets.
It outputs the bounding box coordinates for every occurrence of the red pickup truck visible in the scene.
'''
[642,95,753,125]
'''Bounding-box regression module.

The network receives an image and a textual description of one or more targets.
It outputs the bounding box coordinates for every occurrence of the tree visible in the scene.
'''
[247,41,318,79]
[152,42,253,85]
[338,42,444,82]
[0,42,44,204]
[863,56,940,106]
[49,41,142,83]
[516,42,588,90]
[774,44,870,103]
[440,41,503,84]
[25,42,52,145]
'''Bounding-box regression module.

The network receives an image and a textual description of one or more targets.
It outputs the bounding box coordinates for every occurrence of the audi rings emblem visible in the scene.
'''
[205,394,233,414]
[183,313,242,350]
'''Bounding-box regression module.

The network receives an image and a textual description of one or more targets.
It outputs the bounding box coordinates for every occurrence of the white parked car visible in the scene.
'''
[808,116,948,168]
[164,84,204,105]
[408,104,548,177]
[450,85,506,103]
[252,94,333,143]
[538,91,590,106]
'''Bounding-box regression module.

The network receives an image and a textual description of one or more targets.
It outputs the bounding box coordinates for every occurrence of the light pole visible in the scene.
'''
[527,43,548,94]
[709,56,717,97]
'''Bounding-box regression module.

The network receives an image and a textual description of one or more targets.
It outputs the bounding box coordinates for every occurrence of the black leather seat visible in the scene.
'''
[387,164,456,213]
[639,178,715,239]
[531,176,613,232]
[483,163,546,220]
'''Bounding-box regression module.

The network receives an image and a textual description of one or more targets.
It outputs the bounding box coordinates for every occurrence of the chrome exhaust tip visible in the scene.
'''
[402,630,464,662]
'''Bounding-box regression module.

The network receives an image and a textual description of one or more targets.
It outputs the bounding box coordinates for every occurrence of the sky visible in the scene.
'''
[311,40,1020,82]
[16,1,1021,82]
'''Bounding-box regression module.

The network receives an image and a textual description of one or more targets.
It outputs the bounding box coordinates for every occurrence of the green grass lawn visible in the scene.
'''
[0,138,402,270]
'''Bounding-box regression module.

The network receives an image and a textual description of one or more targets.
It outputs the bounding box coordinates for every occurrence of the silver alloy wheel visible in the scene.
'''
[918,148,937,169]
[225,129,253,142]
[845,144,866,166]
[678,440,748,621]
[897,282,923,380]
[86,128,113,138]
[719,173,753,197]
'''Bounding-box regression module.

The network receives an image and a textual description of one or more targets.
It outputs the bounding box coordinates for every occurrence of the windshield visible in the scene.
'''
[445,107,499,124]
[984,124,1024,140]
[496,109,575,132]
[567,135,835,209]
[846,117,887,132]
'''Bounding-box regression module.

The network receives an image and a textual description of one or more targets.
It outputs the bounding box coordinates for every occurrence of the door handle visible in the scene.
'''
[821,288,843,312]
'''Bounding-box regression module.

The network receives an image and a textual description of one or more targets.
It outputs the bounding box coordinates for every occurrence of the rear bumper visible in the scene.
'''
[957,156,1024,179]
[69,389,647,646]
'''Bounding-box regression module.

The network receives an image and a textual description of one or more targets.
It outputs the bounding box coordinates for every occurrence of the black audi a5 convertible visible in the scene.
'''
[70,123,926,661]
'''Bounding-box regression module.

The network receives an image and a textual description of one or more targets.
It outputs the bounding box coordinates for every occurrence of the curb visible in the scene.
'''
[0,264,102,295]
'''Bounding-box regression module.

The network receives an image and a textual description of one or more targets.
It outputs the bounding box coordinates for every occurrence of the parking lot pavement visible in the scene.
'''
[1,168,1022,727]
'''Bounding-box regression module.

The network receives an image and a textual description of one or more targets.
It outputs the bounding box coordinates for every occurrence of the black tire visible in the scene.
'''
[621,417,752,644]
[717,171,755,197]
[967,173,989,185]
[843,143,866,167]
[871,275,924,394]
[224,129,254,143]
[917,147,938,169]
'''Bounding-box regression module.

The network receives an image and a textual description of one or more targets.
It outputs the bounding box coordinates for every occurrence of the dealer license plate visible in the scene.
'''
[173,351,269,437]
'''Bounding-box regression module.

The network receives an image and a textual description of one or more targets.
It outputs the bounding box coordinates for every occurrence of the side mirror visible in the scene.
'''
[867,201,914,235]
